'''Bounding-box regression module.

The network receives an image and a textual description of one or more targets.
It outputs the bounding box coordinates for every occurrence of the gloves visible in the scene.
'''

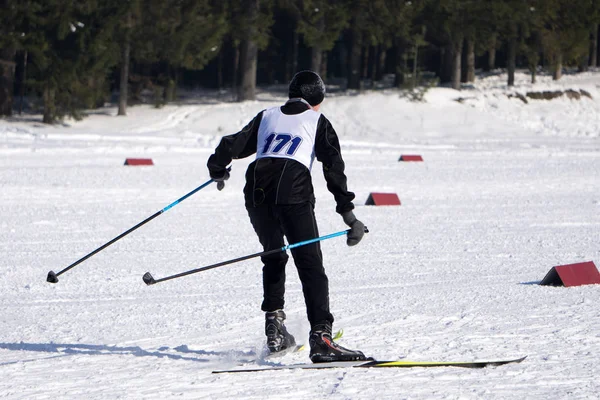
[211,169,230,191]
[341,211,365,246]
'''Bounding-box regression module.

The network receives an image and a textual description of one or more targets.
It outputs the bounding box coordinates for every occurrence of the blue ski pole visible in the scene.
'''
[47,168,230,284]
[142,226,369,285]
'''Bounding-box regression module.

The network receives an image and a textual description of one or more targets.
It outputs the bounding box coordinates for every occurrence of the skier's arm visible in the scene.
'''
[207,111,263,179]
[314,115,356,214]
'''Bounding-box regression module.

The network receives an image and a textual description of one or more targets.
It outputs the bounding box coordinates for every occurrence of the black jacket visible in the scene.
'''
[207,100,355,214]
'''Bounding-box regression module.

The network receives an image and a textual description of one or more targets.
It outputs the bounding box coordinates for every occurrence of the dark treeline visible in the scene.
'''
[1,0,599,123]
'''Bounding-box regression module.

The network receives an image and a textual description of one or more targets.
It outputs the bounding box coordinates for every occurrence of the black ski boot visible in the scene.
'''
[265,310,296,354]
[309,323,366,363]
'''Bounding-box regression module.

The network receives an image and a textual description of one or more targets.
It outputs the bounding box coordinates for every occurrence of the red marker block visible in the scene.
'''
[398,155,423,162]
[124,158,154,166]
[365,193,401,206]
[540,261,600,287]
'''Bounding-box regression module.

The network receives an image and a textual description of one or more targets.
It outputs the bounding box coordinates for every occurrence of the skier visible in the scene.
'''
[207,70,366,363]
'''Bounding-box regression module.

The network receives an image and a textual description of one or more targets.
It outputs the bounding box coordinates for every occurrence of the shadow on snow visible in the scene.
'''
[0,342,257,365]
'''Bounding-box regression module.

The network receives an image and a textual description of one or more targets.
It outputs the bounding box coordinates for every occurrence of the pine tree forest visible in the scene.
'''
[1,0,599,123]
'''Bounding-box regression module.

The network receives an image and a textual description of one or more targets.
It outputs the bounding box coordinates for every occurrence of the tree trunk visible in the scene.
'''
[376,46,386,82]
[411,43,419,89]
[0,48,16,116]
[461,38,467,82]
[321,51,328,80]
[360,46,371,79]
[440,44,453,84]
[339,37,348,79]
[590,23,598,68]
[164,66,176,103]
[311,13,325,76]
[578,29,590,72]
[578,54,588,72]
[217,50,223,89]
[237,0,258,101]
[347,25,362,90]
[88,76,106,108]
[19,51,27,114]
[487,35,497,71]
[394,42,405,87]
[238,38,257,101]
[287,29,299,81]
[266,49,277,84]
[43,84,55,124]
[369,46,378,82]
[507,36,517,86]
[466,38,475,83]
[553,52,563,80]
[488,49,496,71]
[311,47,323,76]
[232,43,240,94]
[451,35,463,90]
[118,21,131,116]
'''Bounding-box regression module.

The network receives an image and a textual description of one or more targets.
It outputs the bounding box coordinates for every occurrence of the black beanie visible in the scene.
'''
[288,70,325,106]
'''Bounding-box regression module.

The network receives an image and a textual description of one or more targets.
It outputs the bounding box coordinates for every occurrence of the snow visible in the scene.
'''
[1,70,599,399]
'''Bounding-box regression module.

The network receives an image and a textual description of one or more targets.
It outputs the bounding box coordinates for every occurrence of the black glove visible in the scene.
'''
[341,211,365,246]
[211,169,230,191]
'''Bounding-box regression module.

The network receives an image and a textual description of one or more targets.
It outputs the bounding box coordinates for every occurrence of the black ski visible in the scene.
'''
[212,356,526,373]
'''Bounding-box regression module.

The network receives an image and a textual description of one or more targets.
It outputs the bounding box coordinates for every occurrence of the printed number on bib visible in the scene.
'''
[262,133,303,156]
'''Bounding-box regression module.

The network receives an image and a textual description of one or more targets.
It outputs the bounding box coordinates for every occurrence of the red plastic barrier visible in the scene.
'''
[540,261,600,287]
[365,193,401,206]
[398,155,423,162]
[124,158,154,166]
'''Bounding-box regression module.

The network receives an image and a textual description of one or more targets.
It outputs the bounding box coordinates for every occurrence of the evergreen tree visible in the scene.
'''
[0,0,30,116]
[296,0,349,77]
[376,0,426,88]
[5,0,600,116]
[135,0,228,103]
[536,0,595,80]
[2,4,33,119]
[13,1,119,123]
[591,8,600,68]
[342,0,370,89]
[491,0,538,86]
[275,0,302,82]
[517,2,544,83]
[459,2,497,83]
[423,0,468,89]
[358,0,396,83]
[109,0,141,116]
[234,0,274,101]
[589,0,600,67]
[216,0,274,100]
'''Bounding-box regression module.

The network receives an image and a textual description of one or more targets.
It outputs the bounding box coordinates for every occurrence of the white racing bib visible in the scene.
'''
[256,104,321,170]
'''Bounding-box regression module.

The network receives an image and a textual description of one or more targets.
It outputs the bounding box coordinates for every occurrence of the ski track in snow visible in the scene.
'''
[1,71,600,399]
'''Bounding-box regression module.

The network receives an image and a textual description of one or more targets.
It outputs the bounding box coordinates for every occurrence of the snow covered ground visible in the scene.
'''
[1,70,599,399]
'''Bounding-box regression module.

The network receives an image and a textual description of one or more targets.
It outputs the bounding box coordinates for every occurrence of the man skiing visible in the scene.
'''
[207,70,366,363]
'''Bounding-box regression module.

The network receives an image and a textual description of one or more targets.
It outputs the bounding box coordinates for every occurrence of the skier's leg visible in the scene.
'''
[278,202,333,327]
[247,205,296,352]
[279,202,365,362]
[247,205,288,312]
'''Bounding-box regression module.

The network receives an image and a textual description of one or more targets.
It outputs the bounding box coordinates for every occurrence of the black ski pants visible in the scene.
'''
[247,202,334,328]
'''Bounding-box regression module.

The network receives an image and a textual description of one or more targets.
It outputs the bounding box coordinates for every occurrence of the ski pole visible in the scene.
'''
[47,168,230,284]
[142,226,369,285]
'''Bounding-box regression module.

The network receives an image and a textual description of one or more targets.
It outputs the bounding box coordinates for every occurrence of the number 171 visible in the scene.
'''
[262,133,302,156]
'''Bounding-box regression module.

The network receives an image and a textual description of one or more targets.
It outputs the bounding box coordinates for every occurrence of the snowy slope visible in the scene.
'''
[1,70,599,399]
